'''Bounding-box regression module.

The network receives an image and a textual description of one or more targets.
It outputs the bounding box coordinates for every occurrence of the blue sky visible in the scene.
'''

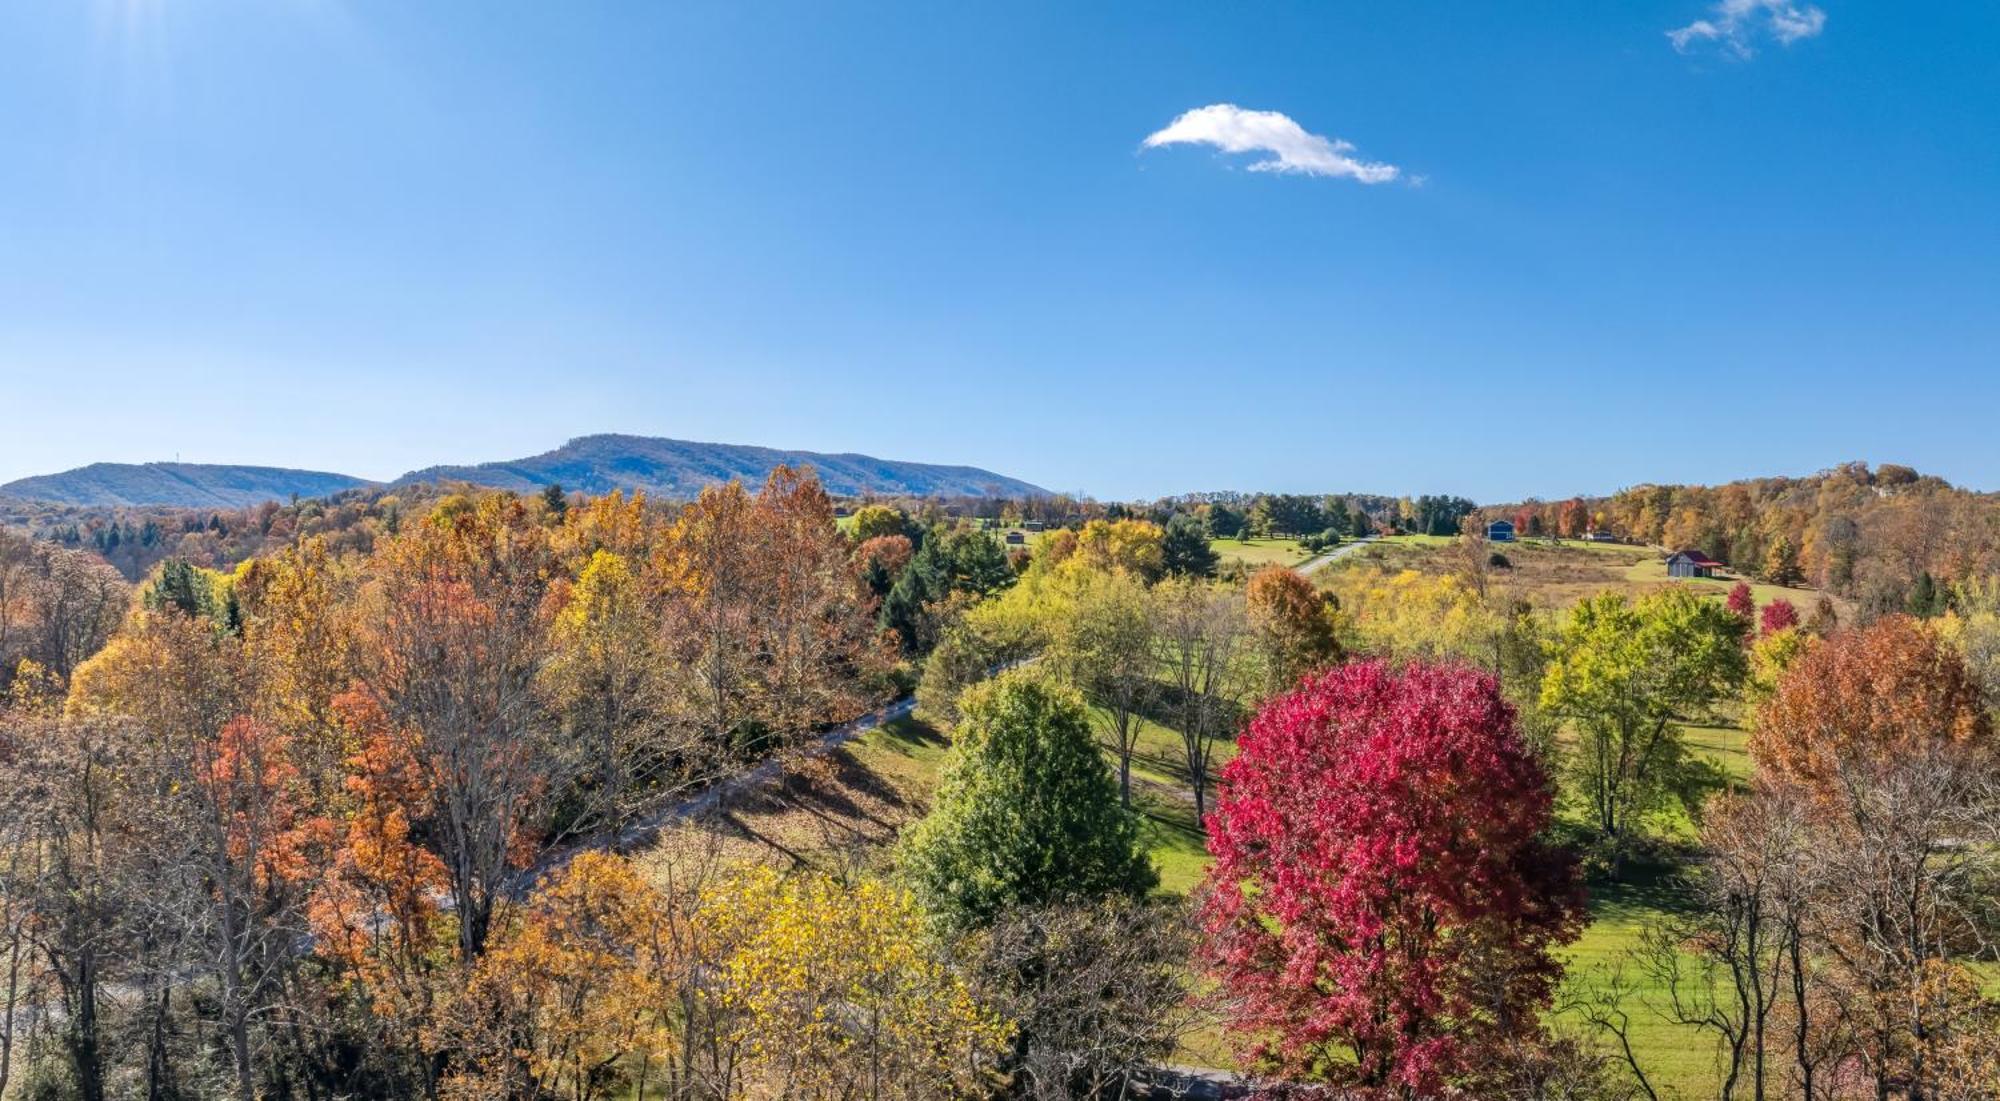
[2,1,1996,502]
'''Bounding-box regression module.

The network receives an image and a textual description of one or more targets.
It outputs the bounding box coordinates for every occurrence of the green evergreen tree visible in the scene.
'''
[940,527,1013,595]
[1161,514,1220,579]
[899,671,1156,930]
[541,482,569,518]
[1907,571,1946,619]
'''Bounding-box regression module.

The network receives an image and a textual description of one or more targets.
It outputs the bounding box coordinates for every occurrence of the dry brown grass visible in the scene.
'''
[635,719,946,882]
[1337,537,1833,613]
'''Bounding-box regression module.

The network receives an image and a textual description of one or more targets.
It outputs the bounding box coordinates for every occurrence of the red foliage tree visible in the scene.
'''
[1758,597,1799,635]
[1726,581,1756,620]
[1200,661,1585,1095]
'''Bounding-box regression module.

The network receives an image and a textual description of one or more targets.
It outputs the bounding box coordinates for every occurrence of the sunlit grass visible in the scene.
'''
[1210,536,1313,569]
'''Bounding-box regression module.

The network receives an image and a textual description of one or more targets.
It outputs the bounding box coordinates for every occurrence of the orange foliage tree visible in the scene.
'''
[1752,614,1992,799]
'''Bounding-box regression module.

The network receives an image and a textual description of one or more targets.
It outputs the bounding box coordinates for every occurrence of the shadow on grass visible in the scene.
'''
[1586,859,1696,923]
[868,715,950,761]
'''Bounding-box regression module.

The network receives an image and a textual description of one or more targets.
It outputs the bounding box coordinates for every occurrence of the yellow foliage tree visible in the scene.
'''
[702,865,1007,1099]
[440,852,677,1101]
[1068,520,1165,582]
[1320,567,1504,665]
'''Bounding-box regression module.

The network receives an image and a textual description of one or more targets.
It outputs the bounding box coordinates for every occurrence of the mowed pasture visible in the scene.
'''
[1208,535,1314,570]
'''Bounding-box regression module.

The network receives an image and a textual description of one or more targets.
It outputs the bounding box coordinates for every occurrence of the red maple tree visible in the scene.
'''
[1200,661,1585,1095]
[1759,597,1799,635]
[1726,581,1756,620]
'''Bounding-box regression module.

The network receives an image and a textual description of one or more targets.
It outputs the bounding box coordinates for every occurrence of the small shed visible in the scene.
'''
[1023,520,1046,532]
[1582,530,1616,543]
[1666,549,1724,579]
[1004,531,1026,546]
[1486,519,1516,543]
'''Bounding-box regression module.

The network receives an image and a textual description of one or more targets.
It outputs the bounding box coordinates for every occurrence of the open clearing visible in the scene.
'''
[1209,535,1313,570]
[1334,533,1830,613]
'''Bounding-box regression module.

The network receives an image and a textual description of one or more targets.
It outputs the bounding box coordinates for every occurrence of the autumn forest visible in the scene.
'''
[1,459,1999,1101]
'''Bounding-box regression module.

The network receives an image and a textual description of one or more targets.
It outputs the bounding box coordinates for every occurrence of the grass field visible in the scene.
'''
[1209,535,1313,569]
[1333,532,1837,619]
[1623,556,1822,609]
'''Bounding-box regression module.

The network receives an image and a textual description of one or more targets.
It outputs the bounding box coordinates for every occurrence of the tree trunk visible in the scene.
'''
[68,951,105,1101]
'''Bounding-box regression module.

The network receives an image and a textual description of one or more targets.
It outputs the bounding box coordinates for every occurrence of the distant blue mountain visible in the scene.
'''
[0,462,375,508]
[395,434,1046,499]
[2,435,1046,508]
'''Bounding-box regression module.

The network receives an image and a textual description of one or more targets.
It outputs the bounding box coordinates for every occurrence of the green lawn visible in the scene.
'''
[1546,720,1755,1097]
[1210,536,1313,569]
[1559,871,1723,1094]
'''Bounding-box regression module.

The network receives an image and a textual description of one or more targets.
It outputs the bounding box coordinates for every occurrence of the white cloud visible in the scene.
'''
[1669,0,1826,56]
[1141,104,1400,184]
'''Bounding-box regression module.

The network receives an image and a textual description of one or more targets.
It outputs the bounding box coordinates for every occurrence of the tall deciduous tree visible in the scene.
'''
[1151,578,1255,824]
[0,712,147,1101]
[1047,566,1157,806]
[1202,661,1585,1095]
[1069,519,1166,582]
[847,503,910,544]
[748,466,883,743]
[543,549,679,831]
[1761,536,1805,588]
[703,866,1007,1098]
[1752,614,1991,802]
[1541,588,1746,869]
[1245,565,1340,694]
[658,480,762,744]
[360,495,559,962]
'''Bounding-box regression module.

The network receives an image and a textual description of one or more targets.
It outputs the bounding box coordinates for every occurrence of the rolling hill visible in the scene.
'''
[395,434,1047,499]
[0,463,376,508]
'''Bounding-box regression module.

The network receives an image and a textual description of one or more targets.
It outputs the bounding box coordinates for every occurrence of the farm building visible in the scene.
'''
[1581,529,1617,543]
[1665,549,1725,578]
[1004,530,1026,545]
[1486,519,1516,542]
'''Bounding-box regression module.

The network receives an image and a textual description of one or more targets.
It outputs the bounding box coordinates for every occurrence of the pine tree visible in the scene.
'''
[1907,571,1946,619]
[1161,514,1220,579]
[899,671,1155,930]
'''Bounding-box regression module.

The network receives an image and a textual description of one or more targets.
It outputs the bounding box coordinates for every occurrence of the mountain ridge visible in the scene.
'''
[0,435,1048,507]
[0,462,376,509]
[396,434,1045,499]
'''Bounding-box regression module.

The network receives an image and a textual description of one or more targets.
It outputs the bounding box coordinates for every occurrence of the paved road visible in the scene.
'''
[1297,534,1379,575]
